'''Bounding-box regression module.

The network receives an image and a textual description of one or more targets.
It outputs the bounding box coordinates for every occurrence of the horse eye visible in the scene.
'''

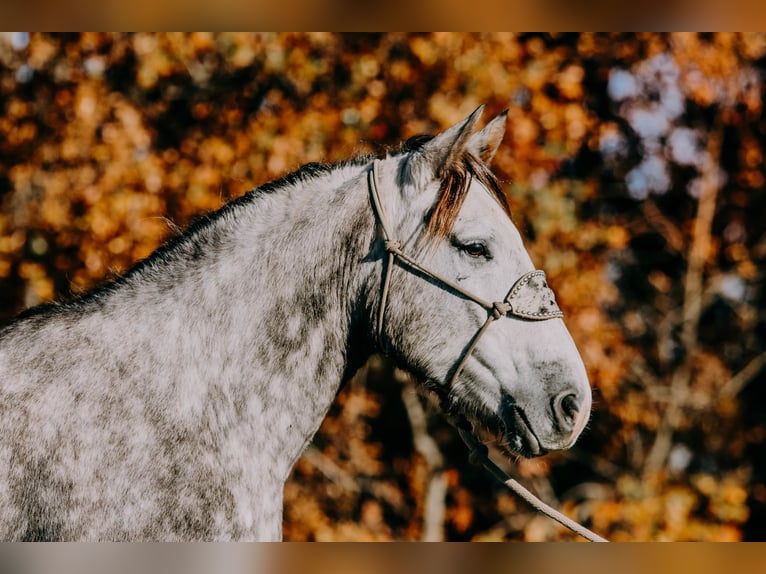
[461,242,490,259]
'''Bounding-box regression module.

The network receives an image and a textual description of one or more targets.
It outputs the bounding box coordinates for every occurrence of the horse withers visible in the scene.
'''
[0,106,591,540]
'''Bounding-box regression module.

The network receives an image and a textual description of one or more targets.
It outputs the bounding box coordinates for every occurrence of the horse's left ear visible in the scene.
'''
[414,105,485,179]
[468,109,507,164]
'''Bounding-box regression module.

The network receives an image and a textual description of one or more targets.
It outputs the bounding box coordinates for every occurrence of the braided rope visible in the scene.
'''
[457,429,607,542]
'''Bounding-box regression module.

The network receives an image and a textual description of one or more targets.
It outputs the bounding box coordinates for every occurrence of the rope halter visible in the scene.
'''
[366,158,608,543]
[367,159,564,387]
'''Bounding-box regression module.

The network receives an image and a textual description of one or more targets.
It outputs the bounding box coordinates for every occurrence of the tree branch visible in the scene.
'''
[398,370,448,542]
[720,350,766,399]
[643,123,723,475]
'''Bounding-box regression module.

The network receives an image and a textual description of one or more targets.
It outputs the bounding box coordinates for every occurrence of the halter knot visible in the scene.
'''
[491,301,512,320]
[383,239,402,254]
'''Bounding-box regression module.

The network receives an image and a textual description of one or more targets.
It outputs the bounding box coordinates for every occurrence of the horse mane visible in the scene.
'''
[254,157,372,196]
[398,134,511,240]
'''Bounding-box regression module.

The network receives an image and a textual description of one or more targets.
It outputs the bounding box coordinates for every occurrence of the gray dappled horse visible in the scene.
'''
[0,107,591,541]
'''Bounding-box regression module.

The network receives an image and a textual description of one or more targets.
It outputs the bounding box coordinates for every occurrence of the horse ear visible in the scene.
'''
[468,109,507,164]
[415,105,485,178]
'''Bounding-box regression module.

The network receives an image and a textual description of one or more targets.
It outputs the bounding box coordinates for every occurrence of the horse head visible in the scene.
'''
[369,106,591,457]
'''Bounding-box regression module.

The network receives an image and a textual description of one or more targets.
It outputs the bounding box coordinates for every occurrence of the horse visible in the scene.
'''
[0,106,591,541]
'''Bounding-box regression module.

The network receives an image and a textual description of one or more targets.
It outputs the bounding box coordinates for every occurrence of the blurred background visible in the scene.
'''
[0,32,765,541]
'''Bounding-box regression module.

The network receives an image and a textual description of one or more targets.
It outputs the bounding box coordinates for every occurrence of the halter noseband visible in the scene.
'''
[368,159,564,386]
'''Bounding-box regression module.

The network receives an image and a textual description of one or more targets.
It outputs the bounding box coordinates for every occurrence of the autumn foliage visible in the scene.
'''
[2,33,766,541]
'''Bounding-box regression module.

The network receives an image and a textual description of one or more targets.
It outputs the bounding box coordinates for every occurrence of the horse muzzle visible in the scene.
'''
[500,385,592,457]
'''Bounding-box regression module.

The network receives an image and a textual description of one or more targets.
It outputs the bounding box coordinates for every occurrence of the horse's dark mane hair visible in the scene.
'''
[254,155,374,196]
[400,134,511,240]
[8,156,378,324]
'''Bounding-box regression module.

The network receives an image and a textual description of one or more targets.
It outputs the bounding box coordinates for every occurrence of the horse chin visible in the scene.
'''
[499,405,544,458]
[433,381,550,459]
[447,394,545,460]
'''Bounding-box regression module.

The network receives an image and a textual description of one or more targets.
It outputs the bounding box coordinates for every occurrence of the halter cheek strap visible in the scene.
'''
[368,159,563,385]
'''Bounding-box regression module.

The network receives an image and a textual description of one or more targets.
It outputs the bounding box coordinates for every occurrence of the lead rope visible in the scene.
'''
[458,428,608,542]
[368,159,608,542]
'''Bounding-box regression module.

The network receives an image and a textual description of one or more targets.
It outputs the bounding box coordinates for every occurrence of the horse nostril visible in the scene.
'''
[553,391,580,432]
[561,394,578,420]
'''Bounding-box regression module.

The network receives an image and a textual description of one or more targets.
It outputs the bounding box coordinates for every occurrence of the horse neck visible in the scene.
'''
[242,166,378,386]
[126,163,378,480]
